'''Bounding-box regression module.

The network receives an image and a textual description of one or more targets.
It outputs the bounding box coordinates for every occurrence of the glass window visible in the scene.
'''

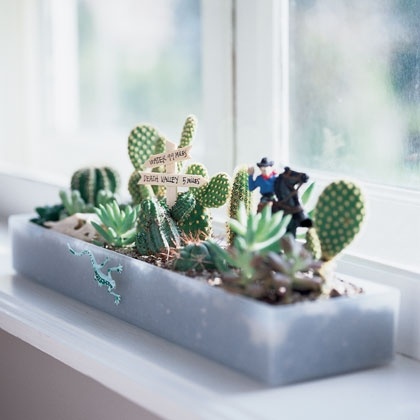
[1,0,203,183]
[289,0,420,190]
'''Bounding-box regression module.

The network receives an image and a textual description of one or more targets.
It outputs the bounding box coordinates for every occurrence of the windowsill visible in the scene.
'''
[1,222,420,419]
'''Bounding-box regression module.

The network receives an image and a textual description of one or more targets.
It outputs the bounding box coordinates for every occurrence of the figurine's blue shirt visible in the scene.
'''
[248,173,277,195]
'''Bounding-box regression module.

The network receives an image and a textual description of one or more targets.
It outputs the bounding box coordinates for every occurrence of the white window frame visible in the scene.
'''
[1,0,419,362]
[233,0,420,363]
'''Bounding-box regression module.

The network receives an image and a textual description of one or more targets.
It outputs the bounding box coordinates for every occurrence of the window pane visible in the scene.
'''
[289,0,420,189]
[76,0,201,132]
[1,0,202,183]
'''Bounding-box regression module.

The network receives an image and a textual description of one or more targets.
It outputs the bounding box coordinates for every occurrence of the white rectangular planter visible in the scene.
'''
[9,215,400,386]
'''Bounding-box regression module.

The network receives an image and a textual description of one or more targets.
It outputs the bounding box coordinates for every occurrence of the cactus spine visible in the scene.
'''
[227,165,252,245]
[70,166,120,206]
[313,180,366,261]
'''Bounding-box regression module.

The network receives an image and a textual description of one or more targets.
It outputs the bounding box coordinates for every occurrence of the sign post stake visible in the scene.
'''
[165,140,178,208]
[138,143,206,208]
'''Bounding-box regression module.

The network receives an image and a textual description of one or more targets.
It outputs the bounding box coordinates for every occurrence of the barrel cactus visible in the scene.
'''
[136,198,181,255]
[175,163,230,239]
[313,180,366,261]
[173,241,216,272]
[227,165,252,245]
[70,166,120,206]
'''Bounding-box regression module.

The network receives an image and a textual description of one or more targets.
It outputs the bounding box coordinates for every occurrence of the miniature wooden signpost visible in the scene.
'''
[138,140,207,207]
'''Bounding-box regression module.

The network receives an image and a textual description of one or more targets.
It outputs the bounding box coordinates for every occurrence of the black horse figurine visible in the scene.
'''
[272,167,312,236]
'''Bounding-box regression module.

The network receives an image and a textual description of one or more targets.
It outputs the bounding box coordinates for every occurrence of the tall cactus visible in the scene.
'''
[70,166,120,206]
[312,180,366,261]
[227,165,252,245]
[176,163,230,239]
[136,198,181,255]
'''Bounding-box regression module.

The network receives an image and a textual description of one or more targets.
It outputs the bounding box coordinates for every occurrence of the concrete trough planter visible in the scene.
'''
[9,215,400,386]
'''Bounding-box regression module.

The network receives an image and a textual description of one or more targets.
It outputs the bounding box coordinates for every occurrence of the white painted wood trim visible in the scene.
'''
[0,271,420,419]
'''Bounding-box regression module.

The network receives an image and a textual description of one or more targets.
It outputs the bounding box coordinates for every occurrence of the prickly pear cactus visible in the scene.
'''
[305,227,322,260]
[70,166,120,206]
[227,165,252,245]
[136,198,181,255]
[177,163,230,239]
[313,180,366,261]
[128,172,156,205]
[177,115,197,171]
[128,125,166,203]
[127,115,198,204]
[128,125,166,170]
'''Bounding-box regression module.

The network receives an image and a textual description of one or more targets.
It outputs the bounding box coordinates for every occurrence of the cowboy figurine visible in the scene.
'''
[248,157,277,203]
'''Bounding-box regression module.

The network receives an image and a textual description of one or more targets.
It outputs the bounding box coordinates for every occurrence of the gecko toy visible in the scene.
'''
[67,244,122,305]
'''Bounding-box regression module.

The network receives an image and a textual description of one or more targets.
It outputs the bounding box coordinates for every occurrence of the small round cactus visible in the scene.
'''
[178,115,197,172]
[313,180,366,261]
[173,242,216,272]
[70,166,120,206]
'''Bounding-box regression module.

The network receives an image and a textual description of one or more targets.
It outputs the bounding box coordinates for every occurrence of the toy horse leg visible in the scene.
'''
[257,202,266,213]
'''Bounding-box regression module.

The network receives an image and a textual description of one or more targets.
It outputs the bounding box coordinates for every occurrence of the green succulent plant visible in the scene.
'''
[230,203,291,254]
[59,190,91,216]
[91,201,139,248]
[267,234,323,292]
[207,203,291,284]
[95,189,118,207]
[31,204,65,226]
[241,236,323,303]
